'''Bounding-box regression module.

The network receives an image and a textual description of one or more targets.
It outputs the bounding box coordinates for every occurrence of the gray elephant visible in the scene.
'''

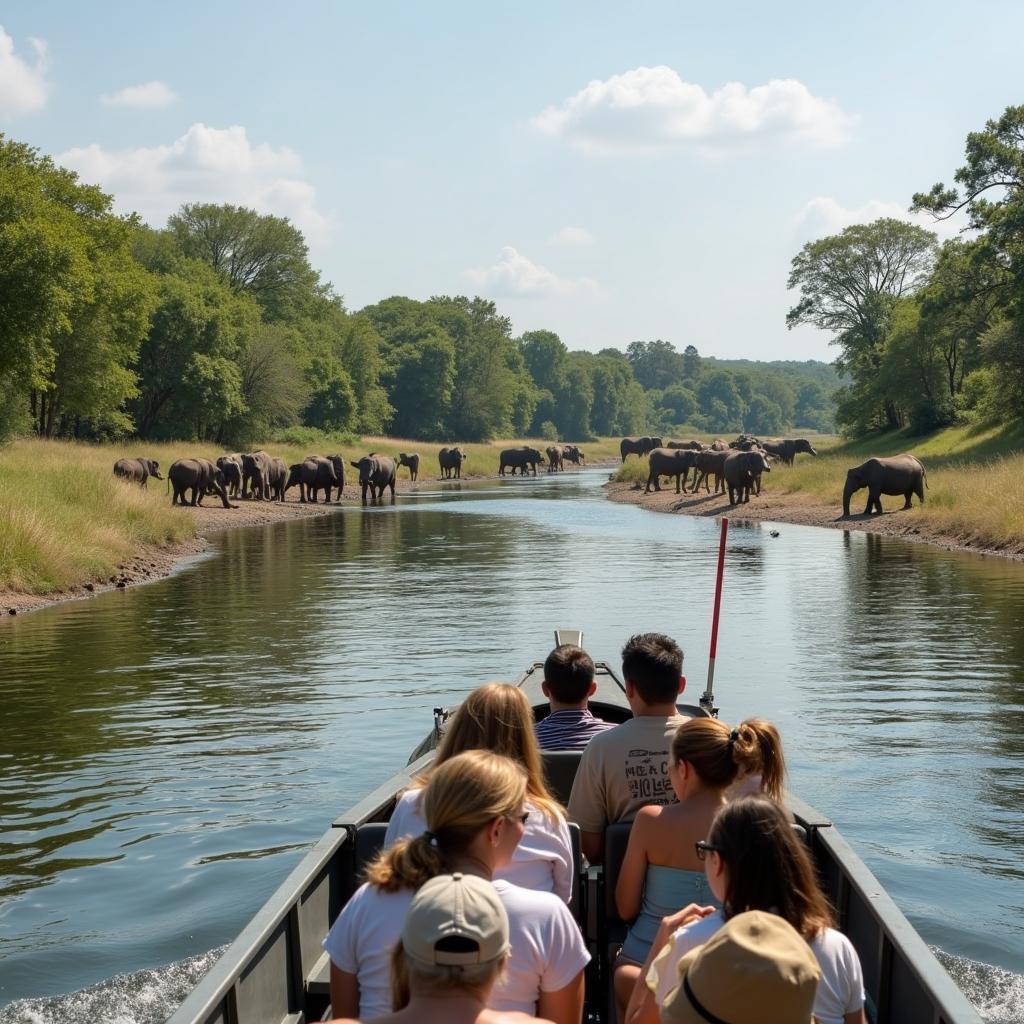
[709,439,730,452]
[842,455,927,517]
[666,439,703,451]
[113,457,162,487]
[646,448,699,494]
[241,451,272,499]
[562,444,584,465]
[326,454,346,500]
[284,456,337,503]
[499,446,544,476]
[724,451,771,505]
[215,454,243,498]
[690,450,730,494]
[397,452,420,481]
[545,446,564,472]
[168,458,234,508]
[620,436,661,461]
[439,446,467,479]
[350,453,396,504]
[267,457,288,502]
[761,438,817,466]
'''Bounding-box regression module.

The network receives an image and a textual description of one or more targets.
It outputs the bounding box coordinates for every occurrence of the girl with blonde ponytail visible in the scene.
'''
[611,716,787,1019]
[325,751,588,1024]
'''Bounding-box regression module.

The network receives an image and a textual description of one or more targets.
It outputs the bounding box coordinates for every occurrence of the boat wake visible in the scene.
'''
[934,949,1024,1024]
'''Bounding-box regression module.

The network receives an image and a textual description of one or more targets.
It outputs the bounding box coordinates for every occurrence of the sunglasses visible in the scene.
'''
[695,840,723,861]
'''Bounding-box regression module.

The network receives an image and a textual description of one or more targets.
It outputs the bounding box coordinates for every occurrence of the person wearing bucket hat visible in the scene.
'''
[328,872,553,1024]
[660,911,821,1024]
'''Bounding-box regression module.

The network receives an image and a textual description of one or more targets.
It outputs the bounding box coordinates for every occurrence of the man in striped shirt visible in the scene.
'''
[534,644,616,751]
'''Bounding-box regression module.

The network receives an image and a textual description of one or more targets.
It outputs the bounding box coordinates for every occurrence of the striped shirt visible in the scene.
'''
[535,708,616,751]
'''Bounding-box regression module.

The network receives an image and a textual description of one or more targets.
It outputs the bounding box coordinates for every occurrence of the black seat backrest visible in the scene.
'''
[541,749,582,805]
[603,821,633,926]
[354,822,388,881]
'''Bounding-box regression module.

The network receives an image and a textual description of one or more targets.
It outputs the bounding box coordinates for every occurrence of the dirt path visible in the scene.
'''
[605,480,1024,562]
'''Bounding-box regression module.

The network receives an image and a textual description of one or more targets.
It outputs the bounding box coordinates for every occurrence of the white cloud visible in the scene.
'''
[58,123,332,245]
[0,26,48,117]
[548,225,594,246]
[534,65,855,156]
[464,246,597,298]
[793,196,963,241]
[100,80,177,109]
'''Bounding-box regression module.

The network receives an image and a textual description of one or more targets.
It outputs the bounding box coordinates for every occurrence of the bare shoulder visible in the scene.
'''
[487,1013,556,1024]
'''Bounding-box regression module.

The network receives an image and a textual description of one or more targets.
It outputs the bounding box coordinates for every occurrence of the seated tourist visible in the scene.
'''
[612,717,785,1018]
[567,633,687,864]
[659,910,821,1024]
[329,872,554,1024]
[534,644,614,751]
[385,683,573,902]
[626,795,866,1024]
[325,750,589,1024]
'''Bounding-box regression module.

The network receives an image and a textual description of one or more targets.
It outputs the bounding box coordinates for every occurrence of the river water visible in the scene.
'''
[0,470,1022,1022]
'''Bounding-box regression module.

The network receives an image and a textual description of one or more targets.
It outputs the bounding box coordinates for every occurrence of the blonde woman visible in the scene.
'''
[384,684,573,902]
[330,872,554,1024]
[325,751,588,1024]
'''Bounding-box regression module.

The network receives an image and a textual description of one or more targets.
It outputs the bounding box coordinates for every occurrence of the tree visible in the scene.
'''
[387,330,456,438]
[519,330,567,394]
[697,371,745,432]
[626,340,685,390]
[744,395,785,435]
[787,218,938,429]
[659,384,699,426]
[557,356,594,440]
[682,344,702,382]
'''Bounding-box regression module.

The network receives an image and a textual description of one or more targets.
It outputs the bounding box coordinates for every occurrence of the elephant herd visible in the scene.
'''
[498,444,586,476]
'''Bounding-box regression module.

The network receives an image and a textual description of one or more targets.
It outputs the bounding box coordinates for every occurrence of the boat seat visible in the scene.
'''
[541,749,582,805]
[603,821,633,930]
[354,822,389,878]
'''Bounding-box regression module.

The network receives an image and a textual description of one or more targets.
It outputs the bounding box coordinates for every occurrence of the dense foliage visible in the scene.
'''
[2,133,838,446]
[788,103,1024,436]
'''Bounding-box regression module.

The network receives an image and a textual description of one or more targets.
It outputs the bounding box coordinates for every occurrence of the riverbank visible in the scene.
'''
[607,422,1024,562]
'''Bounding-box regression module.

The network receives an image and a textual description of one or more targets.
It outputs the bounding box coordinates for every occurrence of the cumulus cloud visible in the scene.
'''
[794,196,963,241]
[0,26,48,117]
[534,65,855,156]
[100,80,177,109]
[464,246,597,298]
[58,123,332,245]
[548,225,594,246]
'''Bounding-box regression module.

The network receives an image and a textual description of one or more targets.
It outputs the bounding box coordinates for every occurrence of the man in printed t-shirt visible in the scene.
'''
[567,632,687,864]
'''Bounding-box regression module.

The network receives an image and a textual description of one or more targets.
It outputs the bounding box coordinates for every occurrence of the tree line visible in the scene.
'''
[787,103,1024,436]
[1,132,837,447]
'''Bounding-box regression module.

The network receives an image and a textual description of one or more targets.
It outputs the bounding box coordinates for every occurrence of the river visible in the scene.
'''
[0,470,1021,1022]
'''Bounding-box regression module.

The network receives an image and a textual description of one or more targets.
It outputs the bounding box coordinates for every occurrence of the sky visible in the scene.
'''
[1,0,1020,363]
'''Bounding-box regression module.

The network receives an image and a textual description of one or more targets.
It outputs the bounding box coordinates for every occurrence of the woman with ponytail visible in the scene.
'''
[384,684,573,901]
[611,717,786,1019]
[325,750,588,1024]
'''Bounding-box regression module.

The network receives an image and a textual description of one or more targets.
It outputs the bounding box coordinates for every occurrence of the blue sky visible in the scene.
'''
[1,1,1020,361]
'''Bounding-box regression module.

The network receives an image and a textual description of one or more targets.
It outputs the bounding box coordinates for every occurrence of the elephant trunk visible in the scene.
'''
[842,482,855,517]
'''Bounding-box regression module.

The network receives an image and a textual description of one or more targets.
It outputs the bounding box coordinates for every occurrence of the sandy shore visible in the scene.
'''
[605,479,1024,562]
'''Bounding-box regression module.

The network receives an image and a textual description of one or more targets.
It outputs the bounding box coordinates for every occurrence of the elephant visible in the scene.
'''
[729,436,762,452]
[267,457,288,502]
[562,444,584,465]
[499,446,544,476]
[113,457,162,487]
[439,446,467,479]
[709,439,730,452]
[842,455,927,517]
[326,454,346,500]
[645,448,699,494]
[761,438,817,466]
[690,451,730,494]
[168,458,234,508]
[241,451,273,499]
[724,450,771,505]
[215,454,243,498]
[545,446,564,472]
[397,452,420,481]
[666,440,703,451]
[619,436,662,461]
[350,453,396,504]
[284,456,337,503]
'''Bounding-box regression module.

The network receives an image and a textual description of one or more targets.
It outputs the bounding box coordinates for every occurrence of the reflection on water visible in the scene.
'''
[1,470,1022,1021]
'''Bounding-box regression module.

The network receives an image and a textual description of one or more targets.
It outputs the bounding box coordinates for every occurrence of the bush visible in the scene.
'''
[272,425,359,449]
[539,420,559,441]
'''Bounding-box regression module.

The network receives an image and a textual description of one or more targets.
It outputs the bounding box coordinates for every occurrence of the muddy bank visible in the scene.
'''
[605,480,1024,562]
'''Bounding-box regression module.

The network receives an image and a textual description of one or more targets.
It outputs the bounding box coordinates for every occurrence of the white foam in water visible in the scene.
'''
[0,949,225,1024]
[934,948,1024,1024]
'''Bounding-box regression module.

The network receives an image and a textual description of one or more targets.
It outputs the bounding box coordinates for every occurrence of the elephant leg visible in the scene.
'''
[675,475,681,494]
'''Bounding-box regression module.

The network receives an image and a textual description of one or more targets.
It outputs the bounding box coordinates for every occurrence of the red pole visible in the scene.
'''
[701,516,729,716]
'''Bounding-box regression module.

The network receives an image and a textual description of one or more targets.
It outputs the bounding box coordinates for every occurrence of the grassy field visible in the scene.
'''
[612,424,1024,552]
[0,435,622,596]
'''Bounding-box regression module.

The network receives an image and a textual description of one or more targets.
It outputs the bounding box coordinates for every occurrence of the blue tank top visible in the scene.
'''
[619,865,718,965]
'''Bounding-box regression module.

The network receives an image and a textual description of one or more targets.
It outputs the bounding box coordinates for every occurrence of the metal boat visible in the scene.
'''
[167,641,983,1024]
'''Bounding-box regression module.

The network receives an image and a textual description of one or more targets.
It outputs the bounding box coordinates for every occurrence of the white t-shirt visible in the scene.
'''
[648,912,866,1024]
[384,788,574,903]
[322,878,590,1018]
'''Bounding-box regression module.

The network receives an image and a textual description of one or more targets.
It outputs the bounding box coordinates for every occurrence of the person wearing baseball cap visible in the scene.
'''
[660,910,821,1024]
[328,872,553,1024]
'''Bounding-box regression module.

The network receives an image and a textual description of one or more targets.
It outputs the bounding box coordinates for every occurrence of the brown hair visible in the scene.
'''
[543,645,596,704]
[621,632,683,705]
[708,795,834,939]
[671,717,786,800]
[365,750,527,892]
[426,683,562,822]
